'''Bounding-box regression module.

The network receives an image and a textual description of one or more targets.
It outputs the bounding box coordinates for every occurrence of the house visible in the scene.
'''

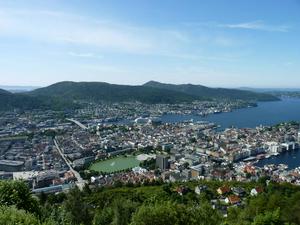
[195,185,208,195]
[232,187,246,197]
[217,185,231,195]
[250,187,264,196]
[225,195,241,205]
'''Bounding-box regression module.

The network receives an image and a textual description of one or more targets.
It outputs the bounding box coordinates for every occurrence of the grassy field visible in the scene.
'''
[89,156,140,173]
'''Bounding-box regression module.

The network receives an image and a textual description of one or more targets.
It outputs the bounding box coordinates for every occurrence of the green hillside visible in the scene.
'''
[0,88,77,111]
[0,89,43,111]
[29,81,200,104]
[0,81,279,111]
[144,81,279,101]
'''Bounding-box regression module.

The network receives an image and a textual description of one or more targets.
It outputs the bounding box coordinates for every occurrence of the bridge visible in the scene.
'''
[66,118,88,130]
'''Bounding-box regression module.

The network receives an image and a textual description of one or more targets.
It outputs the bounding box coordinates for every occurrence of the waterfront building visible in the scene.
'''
[281,142,296,151]
[266,142,280,153]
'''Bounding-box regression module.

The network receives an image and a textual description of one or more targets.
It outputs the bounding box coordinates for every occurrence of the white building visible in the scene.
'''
[265,142,280,153]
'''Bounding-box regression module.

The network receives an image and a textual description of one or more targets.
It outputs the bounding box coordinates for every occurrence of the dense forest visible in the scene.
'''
[0,81,279,111]
[1,179,300,225]
[0,88,78,111]
[28,81,199,104]
[143,81,279,102]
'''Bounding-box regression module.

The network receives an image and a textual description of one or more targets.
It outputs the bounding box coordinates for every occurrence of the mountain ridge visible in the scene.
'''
[28,81,200,104]
[0,81,279,111]
[143,81,279,101]
[0,87,78,111]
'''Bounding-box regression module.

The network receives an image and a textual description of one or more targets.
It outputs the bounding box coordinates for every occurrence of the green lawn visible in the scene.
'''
[89,156,140,173]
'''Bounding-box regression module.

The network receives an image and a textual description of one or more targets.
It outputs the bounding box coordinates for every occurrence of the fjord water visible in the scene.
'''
[161,98,300,129]
[255,149,300,169]
[161,98,300,169]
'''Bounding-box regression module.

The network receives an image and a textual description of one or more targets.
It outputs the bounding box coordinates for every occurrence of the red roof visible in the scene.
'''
[228,195,241,204]
[255,187,264,193]
[244,165,256,174]
[218,185,231,194]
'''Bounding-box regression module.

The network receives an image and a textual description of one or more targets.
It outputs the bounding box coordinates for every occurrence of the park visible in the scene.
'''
[89,156,140,173]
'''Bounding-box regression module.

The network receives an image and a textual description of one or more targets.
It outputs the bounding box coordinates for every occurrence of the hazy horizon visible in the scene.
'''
[0,0,299,87]
[1,81,300,90]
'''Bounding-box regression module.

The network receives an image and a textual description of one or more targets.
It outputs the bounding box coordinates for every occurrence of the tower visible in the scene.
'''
[156,155,169,170]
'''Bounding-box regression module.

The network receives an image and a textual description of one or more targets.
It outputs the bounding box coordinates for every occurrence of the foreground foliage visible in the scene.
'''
[1,179,300,225]
[0,206,54,225]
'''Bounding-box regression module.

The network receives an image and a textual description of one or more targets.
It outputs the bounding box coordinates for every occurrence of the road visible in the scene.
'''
[54,138,86,190]
[66,118,88,130]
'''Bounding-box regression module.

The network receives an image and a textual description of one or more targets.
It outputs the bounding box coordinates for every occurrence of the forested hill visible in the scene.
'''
[28,81,201,104]
[0,88,11,95]
[0,88,77,111]
[0,81,279,111]
[29,81,278,103]
[144,81,279,101]
[0,89,44,111]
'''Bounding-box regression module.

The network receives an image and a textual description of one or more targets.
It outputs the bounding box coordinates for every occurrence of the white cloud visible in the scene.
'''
[67,51,102,59]
[222,21,290,32]
[0,8,190,55]
[0,7,256,68]
[182,20,290,32]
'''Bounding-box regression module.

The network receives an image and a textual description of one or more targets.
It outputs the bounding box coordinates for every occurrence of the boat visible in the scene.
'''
[278,164,288,170]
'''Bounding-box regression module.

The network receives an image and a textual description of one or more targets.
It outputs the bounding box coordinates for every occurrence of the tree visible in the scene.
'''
[130,202,178,225]
[130,201,222,225]
[112,198,138,225]
[252,209,281,225]
[282,192,300,224]
[0,206,55,225]
[0,206,40,225]
[64,186,92,225]
[0,180,40,215]
[191,202,222,225]
[93,207,114,225]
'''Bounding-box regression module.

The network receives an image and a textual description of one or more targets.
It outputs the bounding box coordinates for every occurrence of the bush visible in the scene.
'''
[0,206,54,225]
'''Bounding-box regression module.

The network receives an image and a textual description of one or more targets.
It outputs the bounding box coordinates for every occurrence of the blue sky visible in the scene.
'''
[0,0,299,87]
